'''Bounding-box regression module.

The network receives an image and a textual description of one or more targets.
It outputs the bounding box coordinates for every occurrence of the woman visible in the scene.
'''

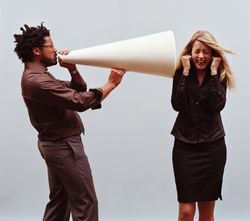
[171,31,234,221]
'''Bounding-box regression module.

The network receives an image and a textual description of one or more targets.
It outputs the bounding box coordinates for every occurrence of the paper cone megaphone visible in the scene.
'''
[58,30,176,77]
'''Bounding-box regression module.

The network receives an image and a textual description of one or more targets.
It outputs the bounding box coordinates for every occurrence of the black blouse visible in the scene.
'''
[171,68,227,144]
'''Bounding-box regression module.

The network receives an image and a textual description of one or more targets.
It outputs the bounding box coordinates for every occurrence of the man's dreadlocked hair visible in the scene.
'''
[14,23,50,63]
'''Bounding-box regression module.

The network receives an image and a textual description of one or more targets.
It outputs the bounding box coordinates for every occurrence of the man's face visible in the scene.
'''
[40,36,57,67]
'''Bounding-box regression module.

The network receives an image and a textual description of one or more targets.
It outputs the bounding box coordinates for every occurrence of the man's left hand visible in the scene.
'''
[58,50,77,71]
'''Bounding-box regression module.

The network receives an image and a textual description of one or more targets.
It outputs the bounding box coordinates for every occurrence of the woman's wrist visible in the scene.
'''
[183,68,190,76]
[211,69,218,75]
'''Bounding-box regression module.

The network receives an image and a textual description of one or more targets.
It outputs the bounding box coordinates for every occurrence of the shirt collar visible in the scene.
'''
[25,62,47,73]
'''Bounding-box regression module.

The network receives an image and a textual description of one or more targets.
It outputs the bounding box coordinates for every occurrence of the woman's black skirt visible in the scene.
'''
[172,137,226,202]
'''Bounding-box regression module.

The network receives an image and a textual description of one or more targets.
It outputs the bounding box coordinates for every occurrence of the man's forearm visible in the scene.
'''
[100,82,116,101]
[69,68,85,85]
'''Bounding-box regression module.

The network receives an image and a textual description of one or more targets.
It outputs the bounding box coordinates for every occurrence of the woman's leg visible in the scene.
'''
[178,202,196,221]
[198,201,215,221]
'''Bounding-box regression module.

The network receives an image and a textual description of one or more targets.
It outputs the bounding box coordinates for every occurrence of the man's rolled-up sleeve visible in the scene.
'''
[89,88,103,110]
[30,76,103,112]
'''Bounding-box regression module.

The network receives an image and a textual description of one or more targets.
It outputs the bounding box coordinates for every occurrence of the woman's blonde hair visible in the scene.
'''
[176,31,235,89]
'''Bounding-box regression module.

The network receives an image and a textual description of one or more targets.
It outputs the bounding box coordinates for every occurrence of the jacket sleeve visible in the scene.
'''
[208,75,227,112]
[29,75,103,112]
[171,70,188,112]
[60,80,87,92]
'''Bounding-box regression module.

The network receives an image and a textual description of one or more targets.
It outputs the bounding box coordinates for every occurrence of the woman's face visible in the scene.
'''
[191,40,212,71]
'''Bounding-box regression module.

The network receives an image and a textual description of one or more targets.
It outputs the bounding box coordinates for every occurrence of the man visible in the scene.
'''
[14,23,125,221]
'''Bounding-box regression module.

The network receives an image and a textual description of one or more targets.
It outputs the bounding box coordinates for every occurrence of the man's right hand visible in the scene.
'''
[108,68,126,88]
[100,68,126,101]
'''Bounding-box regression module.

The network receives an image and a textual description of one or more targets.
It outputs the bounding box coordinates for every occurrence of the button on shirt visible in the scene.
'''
[21,62,103,141]
[171,68,227,144]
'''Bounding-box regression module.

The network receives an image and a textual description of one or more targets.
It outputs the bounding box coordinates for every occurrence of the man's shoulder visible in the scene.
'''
[22,70,54,93]
[23,62,50,82]
[23,69,53,82]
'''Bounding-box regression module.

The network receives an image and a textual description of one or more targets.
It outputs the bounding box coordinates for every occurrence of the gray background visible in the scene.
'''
[1,0,249,220]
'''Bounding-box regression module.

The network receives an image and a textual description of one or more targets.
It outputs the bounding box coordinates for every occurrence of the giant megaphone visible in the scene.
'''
[58,30,176,77]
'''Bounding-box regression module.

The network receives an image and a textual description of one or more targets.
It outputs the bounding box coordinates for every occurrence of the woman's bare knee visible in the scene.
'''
[178,202,196,221]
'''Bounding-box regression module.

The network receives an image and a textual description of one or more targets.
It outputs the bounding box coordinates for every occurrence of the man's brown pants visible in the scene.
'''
[38,135,98,221]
